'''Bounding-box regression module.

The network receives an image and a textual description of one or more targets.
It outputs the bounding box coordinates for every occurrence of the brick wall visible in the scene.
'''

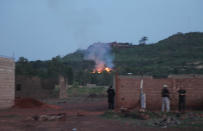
[16,75,58,99]
[0,57,15,109]
[115,75,203,110]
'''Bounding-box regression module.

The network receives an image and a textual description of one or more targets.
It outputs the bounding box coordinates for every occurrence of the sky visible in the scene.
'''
[0,0,203,61]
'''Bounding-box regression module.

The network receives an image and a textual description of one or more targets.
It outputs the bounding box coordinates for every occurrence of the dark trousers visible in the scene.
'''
[108,102,114,109]
[108,97,114,109]
[179,98,185,112]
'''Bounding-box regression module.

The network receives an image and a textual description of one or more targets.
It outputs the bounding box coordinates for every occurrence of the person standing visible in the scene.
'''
[107,85,115,109]
[161,84,170,112]
[178,85,186,113]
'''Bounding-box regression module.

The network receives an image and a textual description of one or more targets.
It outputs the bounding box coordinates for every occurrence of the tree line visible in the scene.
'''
[16,32,203,85]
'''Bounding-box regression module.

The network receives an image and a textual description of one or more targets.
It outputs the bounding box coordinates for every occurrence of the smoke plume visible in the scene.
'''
[84,42,114,71]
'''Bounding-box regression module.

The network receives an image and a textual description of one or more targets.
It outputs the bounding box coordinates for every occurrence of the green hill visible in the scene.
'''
[16,32,203,85]
[113,32,203,76]
[62,32,203,76]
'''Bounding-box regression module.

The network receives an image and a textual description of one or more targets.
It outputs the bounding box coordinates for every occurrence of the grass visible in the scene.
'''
[51,85,107,98]
[44,86,107,104]
[0,114,20,119]
[176,115,203,128]
[101,111,149,127]
[101,110,203,128]
[102,110,160,120]
[67,86,107,97]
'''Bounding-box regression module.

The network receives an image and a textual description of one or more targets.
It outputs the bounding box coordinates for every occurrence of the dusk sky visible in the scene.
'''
[0,0,203,61]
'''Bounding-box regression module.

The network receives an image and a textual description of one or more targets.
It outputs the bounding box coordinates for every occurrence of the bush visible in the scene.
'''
[72,82,79,88]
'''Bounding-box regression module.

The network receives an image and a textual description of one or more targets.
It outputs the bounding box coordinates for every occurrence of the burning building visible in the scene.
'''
[84,42,114,73]
[0,57,15,109]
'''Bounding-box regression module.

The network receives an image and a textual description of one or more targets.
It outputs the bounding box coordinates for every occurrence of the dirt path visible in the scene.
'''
[0,97,202,131]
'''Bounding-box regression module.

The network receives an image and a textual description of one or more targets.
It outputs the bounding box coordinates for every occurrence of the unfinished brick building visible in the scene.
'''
[115,75,203,110]
[0,57,15,109]
[15,76,59,99]
[15,75,69,99]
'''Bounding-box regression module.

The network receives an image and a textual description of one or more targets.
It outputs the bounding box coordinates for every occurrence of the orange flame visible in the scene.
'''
[92,67,112,74]
[104,67,112,72]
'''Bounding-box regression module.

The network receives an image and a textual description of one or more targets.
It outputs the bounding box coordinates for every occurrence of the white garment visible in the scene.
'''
[162,97,170,112]
[141,93,146,109]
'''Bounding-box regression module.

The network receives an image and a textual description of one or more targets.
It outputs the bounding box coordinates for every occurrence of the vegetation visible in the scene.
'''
[114,32,203,76]
[102,111,203,128]
[16,32,203,85]
[67,86,106,97]
[139,36,148,45]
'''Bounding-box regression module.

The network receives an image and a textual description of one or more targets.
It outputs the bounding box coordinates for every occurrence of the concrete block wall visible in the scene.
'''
[0,57,15,109]
[115,75,203,110]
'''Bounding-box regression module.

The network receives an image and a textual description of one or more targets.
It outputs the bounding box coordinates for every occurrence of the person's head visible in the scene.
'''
[109,85,113,89]
[163,84,168,88]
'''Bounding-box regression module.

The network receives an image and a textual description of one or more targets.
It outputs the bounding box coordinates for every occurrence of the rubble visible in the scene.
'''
[32,113,66,121]
[154,116,181,128]
[188,112,199,120]
[120,109,150,120]
[139,113,150,120]
[120,107,129,113]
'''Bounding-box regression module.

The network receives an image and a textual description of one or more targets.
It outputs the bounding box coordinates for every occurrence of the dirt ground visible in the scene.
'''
[0,97,202,131]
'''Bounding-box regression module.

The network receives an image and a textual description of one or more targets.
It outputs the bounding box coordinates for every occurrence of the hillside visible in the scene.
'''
[16,32,203,85]
[64,32,203,76]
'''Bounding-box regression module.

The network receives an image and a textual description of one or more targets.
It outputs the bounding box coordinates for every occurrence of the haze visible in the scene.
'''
[0,0,203,60]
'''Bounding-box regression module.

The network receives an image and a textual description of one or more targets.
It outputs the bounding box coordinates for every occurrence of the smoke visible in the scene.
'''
[46,0,101,49]
[84,42,114,70]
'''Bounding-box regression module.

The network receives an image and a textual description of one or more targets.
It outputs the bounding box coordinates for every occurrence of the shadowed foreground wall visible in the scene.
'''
[16,76,58,99]
[115,75,203,110]
[0,57,15,109]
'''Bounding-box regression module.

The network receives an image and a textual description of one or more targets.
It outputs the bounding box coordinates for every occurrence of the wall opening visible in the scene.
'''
[16,84,22,91]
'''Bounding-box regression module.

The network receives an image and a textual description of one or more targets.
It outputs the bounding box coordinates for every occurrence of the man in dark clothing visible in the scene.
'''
[178,86,186,113]
[107,86,115,109]
[161,84,170,112]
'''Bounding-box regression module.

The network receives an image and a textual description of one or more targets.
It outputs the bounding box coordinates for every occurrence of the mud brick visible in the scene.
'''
[0,57,15,109]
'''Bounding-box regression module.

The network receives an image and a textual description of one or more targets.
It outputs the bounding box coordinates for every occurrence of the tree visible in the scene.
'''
[63,67,73,85]
[18,57,28,63]
[139,36,148,45]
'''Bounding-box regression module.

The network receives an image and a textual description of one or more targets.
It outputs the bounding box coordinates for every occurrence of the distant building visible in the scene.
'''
[110,42,135,48]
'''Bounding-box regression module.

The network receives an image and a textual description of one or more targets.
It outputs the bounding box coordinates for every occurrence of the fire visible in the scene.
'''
[92,67,112,74]
[104,67,111,72]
